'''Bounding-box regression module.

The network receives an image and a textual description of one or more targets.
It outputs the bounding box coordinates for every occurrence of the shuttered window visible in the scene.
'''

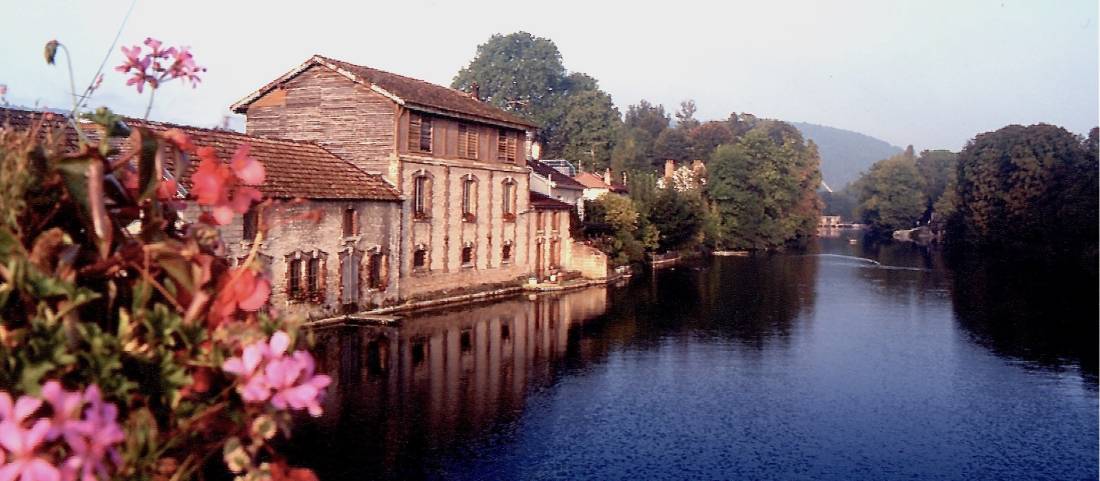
[502,180,516,218]
[497,129,518,163]
[461,177,476,220]
[413,175,430,218]
[368,253,384,289]
[457,124,479,159]
[409,113,432,153]
[340,250,360,304]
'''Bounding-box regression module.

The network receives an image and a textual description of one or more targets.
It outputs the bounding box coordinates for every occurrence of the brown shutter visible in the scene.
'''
[380,254,389,291]
[408,114,421,152]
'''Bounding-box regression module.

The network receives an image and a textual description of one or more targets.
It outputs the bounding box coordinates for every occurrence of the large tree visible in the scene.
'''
[452,32,622,162]
[648,188,705,252]
[689,121,734,161]
[654,128,692,163]
[950,124,1097,259]
[705,122,822,249]
[915,149,958,214]
[624,100,670,139]
[852,146,927,234]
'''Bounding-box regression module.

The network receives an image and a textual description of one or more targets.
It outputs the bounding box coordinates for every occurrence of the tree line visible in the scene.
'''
[835,124,1098,264]
[453,32,823,264]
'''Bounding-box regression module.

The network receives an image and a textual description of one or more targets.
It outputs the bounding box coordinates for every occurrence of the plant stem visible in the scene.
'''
[144,87,157,120]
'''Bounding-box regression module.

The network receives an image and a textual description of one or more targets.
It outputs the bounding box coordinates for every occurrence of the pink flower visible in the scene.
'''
[39,382,80,442]
[222,332,330,416]
[0,393,42,425]
[190,148,232,206]
[0,419,59,481]
[61,387,123,481]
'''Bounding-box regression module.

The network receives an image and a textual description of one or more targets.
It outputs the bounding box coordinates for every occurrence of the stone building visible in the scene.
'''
[230,55,568,301]
[127,120,404,320]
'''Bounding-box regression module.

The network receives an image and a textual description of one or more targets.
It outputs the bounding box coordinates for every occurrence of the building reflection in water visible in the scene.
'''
[296,287,609,480]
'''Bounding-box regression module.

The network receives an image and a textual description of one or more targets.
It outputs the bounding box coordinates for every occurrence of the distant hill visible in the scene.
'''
[790,122,902,189]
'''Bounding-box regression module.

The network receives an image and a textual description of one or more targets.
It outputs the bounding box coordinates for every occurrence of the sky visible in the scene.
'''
[1,0,1096,151]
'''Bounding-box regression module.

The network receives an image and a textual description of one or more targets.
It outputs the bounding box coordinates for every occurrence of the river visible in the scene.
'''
[292,232,1098,480]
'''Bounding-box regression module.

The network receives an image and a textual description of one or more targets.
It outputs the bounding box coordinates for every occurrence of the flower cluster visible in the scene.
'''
[210,266,272,326]
[222,332,331,417]
[115,37,205,93]
[0,382,124,481]
[191,144,265,225]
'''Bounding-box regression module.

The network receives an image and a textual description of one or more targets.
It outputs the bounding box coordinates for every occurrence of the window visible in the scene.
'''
[340,250,360,305]
[413,175,429,219]
[412,247,427,270]
[307,257,322,296]
[457,124,479,159]
[368,252,384,289]
[409,113,432,153]
[411,340,427,366]
[550,239,561,268]
[502,181,515,220]
[501,323,510,340]
[497,129,517,163]
[552,211,561,231]
[242,208,259,241]
[288,258,302,297]
[461,245,474,267]
[502,243,512,263]
[461,177,476,221]
[342,208,356,237]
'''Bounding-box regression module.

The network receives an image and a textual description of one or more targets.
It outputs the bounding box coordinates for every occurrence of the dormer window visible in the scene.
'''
[457,123,479,159]
[409,113,432,153]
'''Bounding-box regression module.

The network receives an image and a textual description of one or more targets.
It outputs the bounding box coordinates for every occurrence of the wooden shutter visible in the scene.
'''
[408,114,421,152]
[458,124,478,159]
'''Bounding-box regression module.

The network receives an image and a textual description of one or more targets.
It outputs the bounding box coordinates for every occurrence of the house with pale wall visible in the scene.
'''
[230,55,605,303]
[528,159,586,217]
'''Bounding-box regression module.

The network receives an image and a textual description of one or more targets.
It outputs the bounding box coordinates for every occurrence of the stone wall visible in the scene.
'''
[570,243,610,280]
[193,199,403,320]
[398,156,534,300]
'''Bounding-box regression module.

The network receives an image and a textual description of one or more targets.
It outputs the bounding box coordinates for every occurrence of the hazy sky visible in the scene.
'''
[2,0,1096,151]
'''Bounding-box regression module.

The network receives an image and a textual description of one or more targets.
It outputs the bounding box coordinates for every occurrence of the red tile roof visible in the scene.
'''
[529,192,574,211]
[0,107,401,202]
[528,159,585,191]
[231,55,538,130]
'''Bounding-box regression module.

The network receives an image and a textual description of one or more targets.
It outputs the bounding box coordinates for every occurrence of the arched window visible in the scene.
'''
[412,172,432,220]
[502,178,517,221]
[461,175,478,222]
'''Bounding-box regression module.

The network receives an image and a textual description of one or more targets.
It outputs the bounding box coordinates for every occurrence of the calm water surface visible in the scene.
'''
[294,233,1098,480]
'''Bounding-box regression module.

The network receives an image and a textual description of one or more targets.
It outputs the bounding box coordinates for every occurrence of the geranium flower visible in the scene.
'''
[230,144,264,185]
[0,419,59,481]
[189,145,263,225]
[210,267,271,325]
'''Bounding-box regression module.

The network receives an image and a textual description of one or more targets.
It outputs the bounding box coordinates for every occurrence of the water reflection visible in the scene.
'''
[297,288,610,480]
[292,233,1096,480]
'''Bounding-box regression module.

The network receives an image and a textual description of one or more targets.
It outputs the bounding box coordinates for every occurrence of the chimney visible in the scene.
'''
[664,159,676,179]
[470,81,480,101]
[603,168,612,185]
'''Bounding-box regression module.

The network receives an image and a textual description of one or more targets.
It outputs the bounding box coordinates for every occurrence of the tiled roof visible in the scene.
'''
[573,171,612,189]
[529,192,573,211]
[126,119,401,201]
[528,159,585,191]
[231,55,538,129]
[0,107,401,202]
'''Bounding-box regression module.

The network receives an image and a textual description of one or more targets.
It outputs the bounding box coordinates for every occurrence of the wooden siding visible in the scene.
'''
[245,66,395,176]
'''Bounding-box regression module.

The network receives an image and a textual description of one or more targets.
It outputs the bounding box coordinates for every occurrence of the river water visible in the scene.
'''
[294,232,1098,480]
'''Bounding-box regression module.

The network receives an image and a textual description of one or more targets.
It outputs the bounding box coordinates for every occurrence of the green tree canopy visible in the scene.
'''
[648,188,705,252]
[705,123,822,249]
[624,100,670,138]
[852,146,927,234]
[950,124,1097,259]
[689,121,734,160]
[654,128,692,163]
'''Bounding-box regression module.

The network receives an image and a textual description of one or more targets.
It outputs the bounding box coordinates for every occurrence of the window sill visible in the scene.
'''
[413,215,431,223]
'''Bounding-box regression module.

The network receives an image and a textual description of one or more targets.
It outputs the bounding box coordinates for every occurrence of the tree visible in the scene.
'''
[654,128,692,163]
[648,188,705,252]
[452,33,622,161]
[583,194,653,265]
[557,88,622,171]
[950,124,1098,259]
[452,32,566,121]
[624,100,670,138]
[675,100,700,130]
[851,147,927,234]
[915,149,958,215]
[689,121,734,160]
[705,123,822,249]
[611,126,656,175]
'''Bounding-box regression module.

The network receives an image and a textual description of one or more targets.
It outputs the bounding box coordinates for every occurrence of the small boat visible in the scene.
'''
[848,239,858,245]
[713,250,750,257]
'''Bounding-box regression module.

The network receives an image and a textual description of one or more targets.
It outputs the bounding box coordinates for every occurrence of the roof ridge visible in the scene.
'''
[314,54,474,98]
[126,118,328,147]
